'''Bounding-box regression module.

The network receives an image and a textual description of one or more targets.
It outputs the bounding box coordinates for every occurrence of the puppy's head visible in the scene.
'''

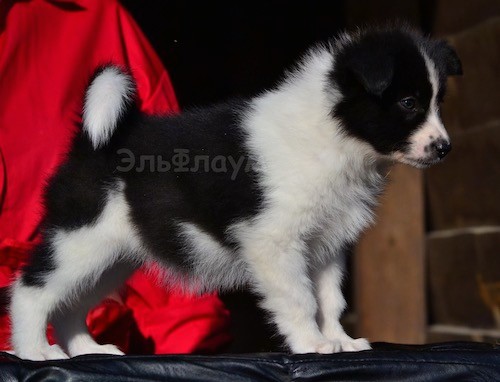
[331,27,462,168]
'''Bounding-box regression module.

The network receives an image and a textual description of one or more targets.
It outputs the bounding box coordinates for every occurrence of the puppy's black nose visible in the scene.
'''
[433,140,452,159]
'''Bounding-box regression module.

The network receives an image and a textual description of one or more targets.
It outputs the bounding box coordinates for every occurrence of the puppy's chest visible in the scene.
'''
[304,171,383,255]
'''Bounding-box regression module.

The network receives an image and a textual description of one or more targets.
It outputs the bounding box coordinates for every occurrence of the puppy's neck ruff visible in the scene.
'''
[245,44,382,196]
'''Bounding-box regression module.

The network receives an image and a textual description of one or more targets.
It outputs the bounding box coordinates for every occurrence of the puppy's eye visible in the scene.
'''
[399,97,417,110]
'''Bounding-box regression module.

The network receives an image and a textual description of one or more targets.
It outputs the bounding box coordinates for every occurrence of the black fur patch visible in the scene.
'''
[119,100,263,269]
[330,29,434,155]
[420,39,463,102]
[22,129,119,287]
[22,91,262,283]
[21,241,55,286]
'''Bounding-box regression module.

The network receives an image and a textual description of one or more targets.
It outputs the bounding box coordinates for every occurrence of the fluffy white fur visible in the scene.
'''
[227,50,382,352]
[82,66,134,149]
[179,222,250,292]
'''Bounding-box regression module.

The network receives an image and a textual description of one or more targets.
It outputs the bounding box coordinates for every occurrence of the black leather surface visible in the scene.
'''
[0,342,498,381]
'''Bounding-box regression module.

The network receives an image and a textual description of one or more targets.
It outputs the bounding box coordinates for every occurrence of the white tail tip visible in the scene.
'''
[83,66,134,149]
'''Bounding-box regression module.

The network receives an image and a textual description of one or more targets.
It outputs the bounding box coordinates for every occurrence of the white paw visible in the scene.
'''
[339,337,371,352]
[314,340,342,353]
[298,337,371,354]
[19,344,70,361]
[69,343,124,357]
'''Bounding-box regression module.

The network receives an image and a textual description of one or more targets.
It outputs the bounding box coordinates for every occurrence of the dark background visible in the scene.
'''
[121,1,434,108]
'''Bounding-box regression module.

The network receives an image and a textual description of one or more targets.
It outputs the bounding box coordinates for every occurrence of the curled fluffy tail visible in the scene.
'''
[82,66,136,150]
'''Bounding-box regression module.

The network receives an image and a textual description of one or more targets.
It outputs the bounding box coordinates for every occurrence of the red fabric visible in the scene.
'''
[0,0,231,353]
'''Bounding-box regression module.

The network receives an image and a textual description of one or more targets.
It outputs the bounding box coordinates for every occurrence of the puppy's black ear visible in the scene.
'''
[428,40,463,76]
[347,45,394,96]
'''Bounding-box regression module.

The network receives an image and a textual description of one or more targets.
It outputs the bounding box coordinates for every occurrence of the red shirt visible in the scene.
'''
[0,0,230,354]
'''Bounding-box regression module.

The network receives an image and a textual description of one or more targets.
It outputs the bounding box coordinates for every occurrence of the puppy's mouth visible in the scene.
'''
[390,152,442,169]
[398,157,441,169]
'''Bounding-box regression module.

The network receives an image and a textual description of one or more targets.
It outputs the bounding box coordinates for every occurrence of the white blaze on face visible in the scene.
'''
[404,53,450,164]
[408,106,449,160]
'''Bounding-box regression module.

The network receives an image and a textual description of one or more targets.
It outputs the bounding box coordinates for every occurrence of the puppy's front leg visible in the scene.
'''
[244,238,335,353]
[314,256,371,352]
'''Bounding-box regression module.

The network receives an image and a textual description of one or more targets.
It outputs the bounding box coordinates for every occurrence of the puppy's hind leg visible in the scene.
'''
[52,260,136,357]
[10,242,70,361]
[10,200,142,361]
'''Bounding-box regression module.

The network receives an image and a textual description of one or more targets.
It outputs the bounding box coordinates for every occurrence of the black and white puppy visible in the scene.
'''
[11,26,462,360]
